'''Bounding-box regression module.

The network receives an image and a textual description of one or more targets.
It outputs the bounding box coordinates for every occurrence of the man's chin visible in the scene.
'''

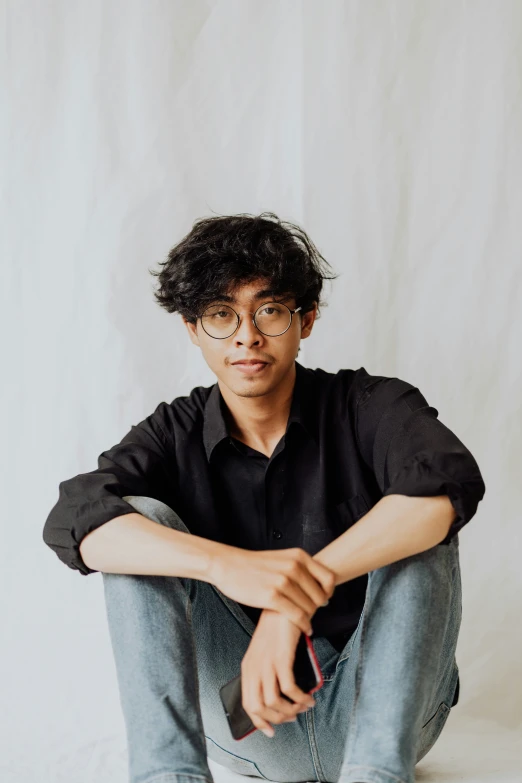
[225,368,276,395]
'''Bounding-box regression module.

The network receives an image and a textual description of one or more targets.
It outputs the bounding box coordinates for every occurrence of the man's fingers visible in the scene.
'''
[286,552,335,610]
[262,673,303,720]
[295,567,330,610]
[278,673,316,707]
[304,556,336,600]
[242,674,276,736]
[244,669,312,736]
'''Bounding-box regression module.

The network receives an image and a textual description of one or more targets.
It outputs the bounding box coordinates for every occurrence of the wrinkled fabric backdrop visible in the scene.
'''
[3,1,521,781]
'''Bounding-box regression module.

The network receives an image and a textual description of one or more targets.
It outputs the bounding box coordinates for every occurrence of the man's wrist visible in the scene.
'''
[201,538,233,584]
[260,607,312,637]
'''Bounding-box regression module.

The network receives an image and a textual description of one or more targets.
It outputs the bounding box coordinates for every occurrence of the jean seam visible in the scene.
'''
[343,571,372,764]
[209,583,257,638]
[305,702,326,783]
[141,775,214,783]
[186,592,210,763]
[337,631,356,665]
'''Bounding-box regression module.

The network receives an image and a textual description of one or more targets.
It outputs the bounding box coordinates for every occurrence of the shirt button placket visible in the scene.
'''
[268,459,285,546]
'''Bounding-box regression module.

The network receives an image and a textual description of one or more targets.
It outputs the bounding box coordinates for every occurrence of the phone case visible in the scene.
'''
[219,632,324,741]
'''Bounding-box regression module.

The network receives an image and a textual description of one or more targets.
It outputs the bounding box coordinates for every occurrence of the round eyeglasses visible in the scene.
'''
[199,302,302,339]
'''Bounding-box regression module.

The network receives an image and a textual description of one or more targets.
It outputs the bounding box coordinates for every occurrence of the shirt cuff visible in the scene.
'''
[382,450,486,542]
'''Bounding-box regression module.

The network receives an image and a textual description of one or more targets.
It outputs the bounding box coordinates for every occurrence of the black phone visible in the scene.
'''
[219,632,324,741]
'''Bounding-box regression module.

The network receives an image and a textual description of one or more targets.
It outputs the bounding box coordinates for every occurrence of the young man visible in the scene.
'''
[43,212,485,783]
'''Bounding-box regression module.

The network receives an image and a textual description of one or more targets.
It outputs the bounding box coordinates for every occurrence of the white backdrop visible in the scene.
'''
[3,1,521,781]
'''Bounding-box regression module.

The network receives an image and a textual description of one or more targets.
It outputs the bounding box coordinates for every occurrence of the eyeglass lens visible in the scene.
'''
[201,303,292,337]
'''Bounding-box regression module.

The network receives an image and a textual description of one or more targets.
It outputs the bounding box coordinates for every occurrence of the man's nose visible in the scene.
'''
[233,313,263,343]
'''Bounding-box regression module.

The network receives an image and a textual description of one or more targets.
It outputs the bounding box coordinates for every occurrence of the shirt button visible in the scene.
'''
[272,529,282,539]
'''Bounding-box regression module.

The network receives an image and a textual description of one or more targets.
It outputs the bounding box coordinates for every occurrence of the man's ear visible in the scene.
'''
[300,303,318,340]
[182,316,201,347]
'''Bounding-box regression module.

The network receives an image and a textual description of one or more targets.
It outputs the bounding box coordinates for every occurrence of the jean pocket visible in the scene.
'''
[416,701,452,762]
[205,735,270,779]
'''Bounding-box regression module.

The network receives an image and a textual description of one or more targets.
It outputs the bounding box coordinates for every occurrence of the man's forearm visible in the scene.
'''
[79,512,220,579]
[312,494,457,588]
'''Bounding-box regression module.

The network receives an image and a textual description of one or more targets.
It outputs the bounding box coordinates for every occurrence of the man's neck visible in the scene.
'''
[219,363,296,457]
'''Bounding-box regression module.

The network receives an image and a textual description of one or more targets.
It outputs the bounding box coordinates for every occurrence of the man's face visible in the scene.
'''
[183,278,317,398]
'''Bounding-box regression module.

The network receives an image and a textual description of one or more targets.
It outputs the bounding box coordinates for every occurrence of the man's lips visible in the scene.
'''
[231,360,269,365]
[231,360,271,373]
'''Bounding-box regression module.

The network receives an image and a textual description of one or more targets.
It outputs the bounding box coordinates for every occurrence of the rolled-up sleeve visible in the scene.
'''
[42,402,176,575]
[354,372,486,543]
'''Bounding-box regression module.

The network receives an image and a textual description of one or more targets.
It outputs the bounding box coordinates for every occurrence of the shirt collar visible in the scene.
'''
[202,360,316,462]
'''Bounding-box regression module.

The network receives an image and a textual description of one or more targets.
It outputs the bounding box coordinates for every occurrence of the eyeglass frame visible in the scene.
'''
[197,301,303,339]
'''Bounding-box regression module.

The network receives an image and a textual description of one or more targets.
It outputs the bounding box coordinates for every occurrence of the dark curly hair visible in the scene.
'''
[149,211,338,325]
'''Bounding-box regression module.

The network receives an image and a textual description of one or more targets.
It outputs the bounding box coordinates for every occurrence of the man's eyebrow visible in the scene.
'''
[212,289,293,303]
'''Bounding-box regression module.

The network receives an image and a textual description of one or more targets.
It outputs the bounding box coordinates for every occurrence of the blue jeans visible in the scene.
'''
[102,496,462,783]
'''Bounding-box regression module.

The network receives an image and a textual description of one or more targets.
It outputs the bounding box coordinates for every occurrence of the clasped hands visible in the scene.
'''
[209,544,336,738]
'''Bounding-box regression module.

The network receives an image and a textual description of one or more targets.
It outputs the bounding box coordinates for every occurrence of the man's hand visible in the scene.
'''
[209,545,335,635]
[240,608,317,738]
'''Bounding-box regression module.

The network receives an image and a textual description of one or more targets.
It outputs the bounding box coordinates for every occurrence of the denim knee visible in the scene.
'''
[122,495,190,534]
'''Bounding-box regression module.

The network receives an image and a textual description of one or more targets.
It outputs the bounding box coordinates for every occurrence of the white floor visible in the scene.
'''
[209,713,522,783]
[5,712,520,782]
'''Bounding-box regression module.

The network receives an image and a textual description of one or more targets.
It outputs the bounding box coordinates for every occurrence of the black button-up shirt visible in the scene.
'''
[42,361,486,661]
